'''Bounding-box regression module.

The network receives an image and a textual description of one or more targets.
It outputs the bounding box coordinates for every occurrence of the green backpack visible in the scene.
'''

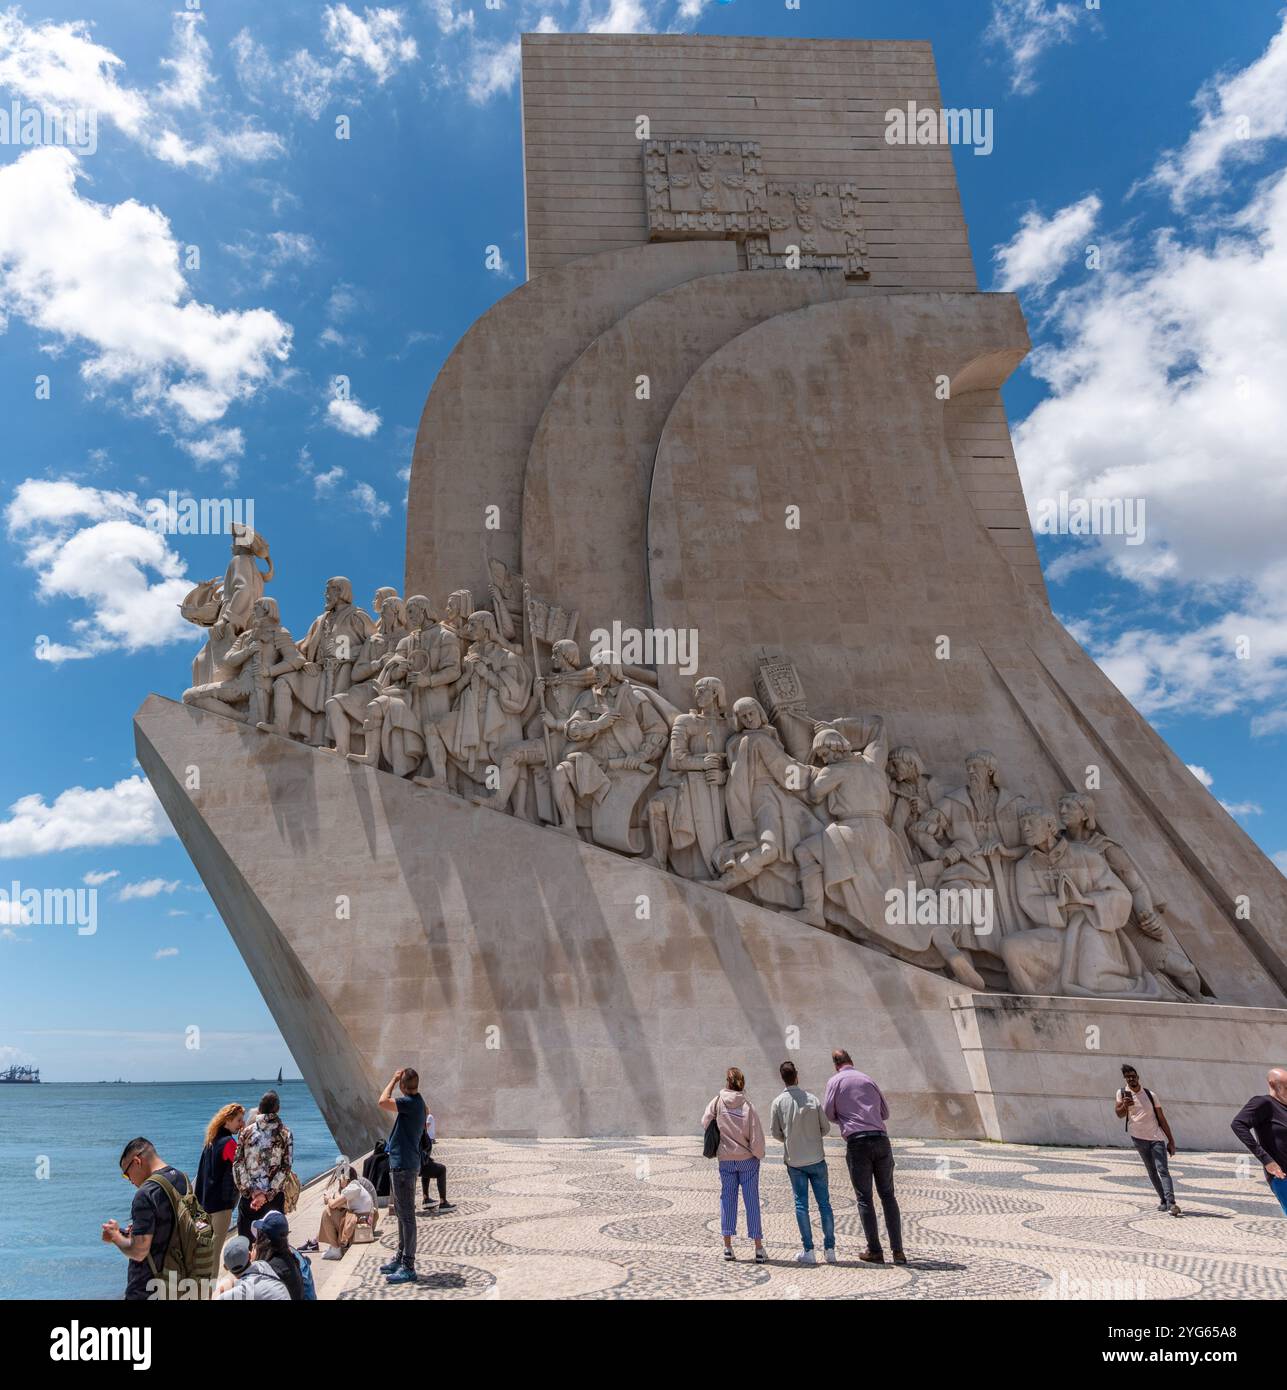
[145,1170,218,1299]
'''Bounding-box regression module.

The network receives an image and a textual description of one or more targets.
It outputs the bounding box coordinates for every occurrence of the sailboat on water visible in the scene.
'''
[277,1067,283,1084]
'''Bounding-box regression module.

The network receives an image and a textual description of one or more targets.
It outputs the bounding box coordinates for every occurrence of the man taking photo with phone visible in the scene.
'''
[1115,1063,1182,1217]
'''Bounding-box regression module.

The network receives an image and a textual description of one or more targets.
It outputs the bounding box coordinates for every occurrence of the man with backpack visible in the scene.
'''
[103,1136,216,1299]
[1115,1063,1182,1217]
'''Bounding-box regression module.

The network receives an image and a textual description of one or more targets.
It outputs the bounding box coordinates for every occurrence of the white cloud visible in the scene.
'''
[178,428,246,477]
[1181,765,1258,818]
[429,0,476,36]
[0,10,283,172]
[351,480,391,522]
[1150,19,1287,209]
[465,37,520,104]
[992,194,1100,295]
[326,394,382,437]
[119,878,181,901]
[6,478,194,661]
[324,5,418,82]
[154,9,215,111]
[82,869,119,886]
[1013,109,1287,717]
[233,5,418,118]
[0,775,174,858]
[314,465,346,495]
[985,0,1081,96]
[583,0,655,34]
[153,947,180,959]
[0,148,292,442]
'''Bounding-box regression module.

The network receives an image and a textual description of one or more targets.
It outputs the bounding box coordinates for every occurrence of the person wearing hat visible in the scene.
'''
[214,1236,291,1301]
[250,1209,304,1300]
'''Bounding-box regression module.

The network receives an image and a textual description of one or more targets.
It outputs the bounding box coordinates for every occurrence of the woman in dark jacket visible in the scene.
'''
[196,1102,244,1254]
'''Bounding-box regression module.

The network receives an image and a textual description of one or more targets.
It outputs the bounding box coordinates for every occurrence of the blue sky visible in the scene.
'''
[0,0,1284,1080]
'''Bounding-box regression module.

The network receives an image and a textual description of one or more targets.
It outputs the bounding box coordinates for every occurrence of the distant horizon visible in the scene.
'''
[1,1074,305,1086]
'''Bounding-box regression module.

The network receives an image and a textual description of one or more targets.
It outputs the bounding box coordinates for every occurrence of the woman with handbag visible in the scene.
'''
[701,1067,767,1262]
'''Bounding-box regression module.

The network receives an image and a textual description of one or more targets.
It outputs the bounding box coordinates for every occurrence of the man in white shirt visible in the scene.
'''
[1115,1063,1182,1216]
[318,1163,377,1258]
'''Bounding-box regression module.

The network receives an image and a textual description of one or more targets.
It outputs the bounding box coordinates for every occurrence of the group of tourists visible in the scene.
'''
[701,1051,906,1265]
[100,1062,1285,1297]
[702,1057,1287,1264]
[101,1077,453,1299]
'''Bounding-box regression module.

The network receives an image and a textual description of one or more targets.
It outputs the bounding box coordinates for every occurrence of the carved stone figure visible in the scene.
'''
[349,655,425,778]
[935,750,1029,945]
[709,696,821,908]
[181,523,273,686]
[887,745,935,858]
[1059,792,1208,1002]
[259,576,375,743]
[552,651,671,851]
[646,676,732,880]
[495,638,593,818]
[323,589,407,758]
[380,595,463,788]
[182,597,298,726]
[789,722,931,949]
[1004,806,1164,1000]
[424,610,531,788]
[909,804,1010,988]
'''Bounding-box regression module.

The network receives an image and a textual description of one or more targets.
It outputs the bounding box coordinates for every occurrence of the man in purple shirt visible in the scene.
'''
[823,1049,906,1264]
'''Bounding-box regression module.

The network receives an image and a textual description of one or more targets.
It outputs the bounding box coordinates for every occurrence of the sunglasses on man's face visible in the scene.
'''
[120,1155,140,1179]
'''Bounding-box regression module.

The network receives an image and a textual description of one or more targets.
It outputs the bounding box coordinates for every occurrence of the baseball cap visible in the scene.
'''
[223,1235,252,1273]
[250,1208,289,1240]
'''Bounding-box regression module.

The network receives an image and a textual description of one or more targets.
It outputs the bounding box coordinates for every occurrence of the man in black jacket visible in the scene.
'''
[1231,1067,1287,1216]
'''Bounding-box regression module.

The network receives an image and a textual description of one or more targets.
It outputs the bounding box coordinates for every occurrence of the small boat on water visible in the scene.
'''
[277,1067,283,1084]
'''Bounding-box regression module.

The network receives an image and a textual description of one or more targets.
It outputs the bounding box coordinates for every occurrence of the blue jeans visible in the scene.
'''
[1270,1175,1287,1216]
[787,1160,835,1251]
[1132,1137,1175,1206]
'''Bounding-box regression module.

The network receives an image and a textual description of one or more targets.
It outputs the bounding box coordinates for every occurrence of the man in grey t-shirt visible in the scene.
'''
[770,1060,835,1264]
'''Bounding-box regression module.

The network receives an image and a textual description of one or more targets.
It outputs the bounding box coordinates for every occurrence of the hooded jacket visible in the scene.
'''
[701,1088,766,1162]
[216,1261,291,1301]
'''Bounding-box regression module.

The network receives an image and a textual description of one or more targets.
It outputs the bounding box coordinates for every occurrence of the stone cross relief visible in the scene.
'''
[176,533,1208,1007]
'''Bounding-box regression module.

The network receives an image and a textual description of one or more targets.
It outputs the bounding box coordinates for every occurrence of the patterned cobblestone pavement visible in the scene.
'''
[292,1137,1286,1301]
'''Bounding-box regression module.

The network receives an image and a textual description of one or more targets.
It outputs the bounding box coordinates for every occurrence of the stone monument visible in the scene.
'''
[136,34,1287,1157]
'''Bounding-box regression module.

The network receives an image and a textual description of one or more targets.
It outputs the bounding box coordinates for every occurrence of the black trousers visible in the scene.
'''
[844,1133,903,1254]
[420,1158,447,1203]
[235,1189,285,1239]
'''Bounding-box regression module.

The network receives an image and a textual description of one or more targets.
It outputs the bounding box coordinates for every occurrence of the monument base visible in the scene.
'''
[134,696,1286,1156]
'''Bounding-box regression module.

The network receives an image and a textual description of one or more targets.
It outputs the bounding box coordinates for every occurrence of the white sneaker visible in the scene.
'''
[322,1246,344,1261]
[795,1249,817,1265]
[824,1248,837,1263]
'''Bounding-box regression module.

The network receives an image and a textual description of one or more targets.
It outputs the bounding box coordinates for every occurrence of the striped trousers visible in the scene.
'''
[718,1157,763,1240]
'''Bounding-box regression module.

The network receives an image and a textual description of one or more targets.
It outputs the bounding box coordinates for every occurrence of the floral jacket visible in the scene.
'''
[233,1114,294,1197]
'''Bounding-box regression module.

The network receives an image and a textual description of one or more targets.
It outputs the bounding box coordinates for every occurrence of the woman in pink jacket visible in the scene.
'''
[702,1067,767,1261]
